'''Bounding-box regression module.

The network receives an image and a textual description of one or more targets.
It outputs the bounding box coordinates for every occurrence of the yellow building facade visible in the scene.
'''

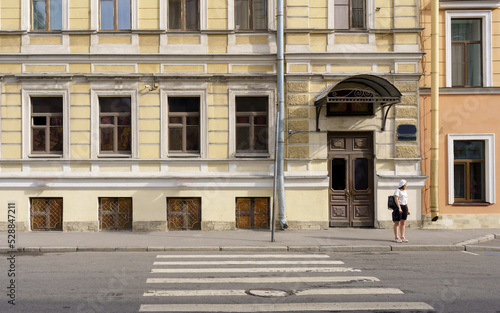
[1,0,423,232]
[419,0,500,228]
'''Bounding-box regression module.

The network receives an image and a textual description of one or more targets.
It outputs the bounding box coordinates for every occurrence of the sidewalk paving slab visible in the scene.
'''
[2,228,500,253]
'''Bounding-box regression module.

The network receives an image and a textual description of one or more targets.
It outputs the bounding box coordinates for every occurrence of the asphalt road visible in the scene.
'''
[1,250,499,313]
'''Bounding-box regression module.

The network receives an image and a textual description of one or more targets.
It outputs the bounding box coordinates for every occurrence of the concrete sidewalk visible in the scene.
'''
[2,228,500,253]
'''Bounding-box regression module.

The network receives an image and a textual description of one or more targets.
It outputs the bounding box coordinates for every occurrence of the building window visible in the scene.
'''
[235,96,268,154]
[30,198,63,231]
[100,0,131,30]
[32,0,62,30]
[453,140,485,202]
[99,197,132,230]
[335,0,365,30]
[448,134,495,205]
[168,0,199,30]
[99,97,131,154]
[31,97,63,155]
[236,197,269,229]
[168,97,200,154]
[445,11,492,88]
[167,198,201,230]
[451,19,482,87]
[235,0,267,30]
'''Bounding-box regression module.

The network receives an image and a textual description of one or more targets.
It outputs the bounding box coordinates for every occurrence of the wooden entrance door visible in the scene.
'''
[328,132,374,227]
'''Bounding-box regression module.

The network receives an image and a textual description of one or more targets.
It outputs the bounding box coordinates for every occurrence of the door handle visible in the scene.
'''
[346,190,350,196]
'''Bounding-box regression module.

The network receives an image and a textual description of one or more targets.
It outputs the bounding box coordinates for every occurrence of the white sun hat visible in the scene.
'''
[399,179,407,188]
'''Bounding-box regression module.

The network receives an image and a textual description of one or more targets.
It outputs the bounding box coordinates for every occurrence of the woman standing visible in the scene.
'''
[393,179,410,243]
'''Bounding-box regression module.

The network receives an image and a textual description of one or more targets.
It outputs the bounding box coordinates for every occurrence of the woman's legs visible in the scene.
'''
[399,219,406,238]
[393,221,400,238]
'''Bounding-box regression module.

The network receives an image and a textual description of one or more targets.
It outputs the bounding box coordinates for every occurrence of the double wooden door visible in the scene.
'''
[328,132,374,227]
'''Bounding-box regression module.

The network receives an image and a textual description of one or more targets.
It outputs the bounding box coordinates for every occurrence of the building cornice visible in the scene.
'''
[420,87,500,95]
[440,1,500,9]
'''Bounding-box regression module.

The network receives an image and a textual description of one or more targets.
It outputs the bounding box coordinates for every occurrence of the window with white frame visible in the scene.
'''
[229,91,274,158]
[235,0,267,30]
[32,0,63,31]
[448,134,495,205]
[446,11,492,88]
[23,89,69,158]
[451,19,482,87]
[100,0,131,30]
[167,97,200,154]
[31,97,64,154]
[235,96,268,153]
[99,96,132,154]
[335,0,366,30]
[168,0,199,30]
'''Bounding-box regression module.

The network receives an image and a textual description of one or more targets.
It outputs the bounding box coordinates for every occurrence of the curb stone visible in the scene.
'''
[391,245,464,251]
[115,247,147,252]
[23,247,41,252]
[465,246,500,252]
[164,246,220,252]
[220,246,288,252]
[40,247,77,253]
[77,247,116,252]
[319,246,353,252]
[147,247,166,252]
[351,245,391,252]
[288,246,320,252]
[455,234,496,246]
[0,247,22,253]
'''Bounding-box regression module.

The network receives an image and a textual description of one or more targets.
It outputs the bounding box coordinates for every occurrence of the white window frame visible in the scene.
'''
[445,10,493,88]
[91,0,138,30]
[229,89,275,158]
[22,88,70,158]
[160,89,207,158]
[328,0,374,30]
[91,89,138,158]
[447,134,495,204]
[228,0,276,31]
[21,0,69,30]
[160,0,207,30]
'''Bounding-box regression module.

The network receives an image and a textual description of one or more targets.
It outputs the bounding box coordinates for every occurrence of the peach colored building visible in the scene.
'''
[420,0,500,228]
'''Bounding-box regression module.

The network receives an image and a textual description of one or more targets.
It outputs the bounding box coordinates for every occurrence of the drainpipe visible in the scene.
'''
[276,0,288,229]
[430,0,439,221]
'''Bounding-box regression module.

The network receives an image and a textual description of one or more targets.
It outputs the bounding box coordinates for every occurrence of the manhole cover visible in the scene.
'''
[248,289,290,298]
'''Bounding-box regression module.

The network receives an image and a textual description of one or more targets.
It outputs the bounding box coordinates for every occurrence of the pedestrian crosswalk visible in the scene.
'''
[139,253,433,312]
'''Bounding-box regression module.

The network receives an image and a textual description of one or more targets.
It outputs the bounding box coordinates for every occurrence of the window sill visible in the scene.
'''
[235,153,270,158]
[97,154,132,158]
[168,153,201,158]
[452,202,491,206]
[29,154,63,158]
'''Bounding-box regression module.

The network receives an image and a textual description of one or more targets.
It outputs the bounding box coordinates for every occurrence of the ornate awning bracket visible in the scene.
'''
[315,102,325,132]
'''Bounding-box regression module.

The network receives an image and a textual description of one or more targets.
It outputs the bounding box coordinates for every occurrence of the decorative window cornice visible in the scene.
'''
[440,1,500,9]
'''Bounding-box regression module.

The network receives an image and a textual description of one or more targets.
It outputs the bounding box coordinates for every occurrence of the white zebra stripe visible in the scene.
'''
[143,288,404,297]
[139,302,433,312]
[153,260,343,266]
[151,266,360,273]
[156,254,330,259]
[146,276,379,284]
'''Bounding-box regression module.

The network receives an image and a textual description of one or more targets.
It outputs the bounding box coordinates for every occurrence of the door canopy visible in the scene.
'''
[313,75,402,131]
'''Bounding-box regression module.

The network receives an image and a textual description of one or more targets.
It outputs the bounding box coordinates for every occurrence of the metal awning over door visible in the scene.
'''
[313,75,402,131]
